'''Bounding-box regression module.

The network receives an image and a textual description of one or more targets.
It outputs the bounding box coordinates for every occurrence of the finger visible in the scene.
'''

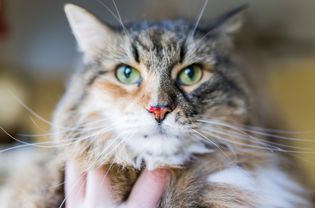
[127,169,170,208]
[85,167,116,207]
[65,161,86,208]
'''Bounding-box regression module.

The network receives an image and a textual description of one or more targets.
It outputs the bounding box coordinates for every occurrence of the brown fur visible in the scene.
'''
[0,4,313,208]
[1,150,270,208]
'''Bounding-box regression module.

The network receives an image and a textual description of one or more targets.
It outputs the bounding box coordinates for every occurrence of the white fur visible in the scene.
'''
[114,110,210,170]
[207,164,309,208]
[79,85,210,170]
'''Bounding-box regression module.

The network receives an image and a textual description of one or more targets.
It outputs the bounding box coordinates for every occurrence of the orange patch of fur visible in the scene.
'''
[96,81,129,98]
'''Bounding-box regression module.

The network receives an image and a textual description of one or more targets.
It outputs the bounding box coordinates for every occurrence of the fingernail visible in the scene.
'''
[149,168,171,181]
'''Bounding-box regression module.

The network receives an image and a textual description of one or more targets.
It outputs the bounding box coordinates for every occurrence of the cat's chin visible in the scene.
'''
[118,134,211,170]
[133,145,211,170]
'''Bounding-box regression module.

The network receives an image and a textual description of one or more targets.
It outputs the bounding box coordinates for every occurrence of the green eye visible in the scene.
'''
[178,65,203,86]
[116,65,141,85]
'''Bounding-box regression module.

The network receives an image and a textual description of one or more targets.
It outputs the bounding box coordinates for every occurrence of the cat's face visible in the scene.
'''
[53,4,250,169]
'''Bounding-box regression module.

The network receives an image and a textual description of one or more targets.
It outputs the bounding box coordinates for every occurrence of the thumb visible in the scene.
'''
[126,169,170,208]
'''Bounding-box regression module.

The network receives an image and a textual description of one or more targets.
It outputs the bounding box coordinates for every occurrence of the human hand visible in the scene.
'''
[65,162,170,208]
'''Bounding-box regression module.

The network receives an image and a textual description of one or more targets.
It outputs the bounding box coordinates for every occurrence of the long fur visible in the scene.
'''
[0,4,313,208]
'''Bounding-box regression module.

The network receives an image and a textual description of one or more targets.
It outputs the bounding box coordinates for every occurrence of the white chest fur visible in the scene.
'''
[207,165,309,208]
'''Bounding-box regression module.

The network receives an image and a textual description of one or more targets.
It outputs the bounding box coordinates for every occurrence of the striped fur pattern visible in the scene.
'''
[55,4,250,170]
[1,4,313,208]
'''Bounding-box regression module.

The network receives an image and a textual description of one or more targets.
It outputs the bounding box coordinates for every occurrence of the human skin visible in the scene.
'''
[65,162,170,208]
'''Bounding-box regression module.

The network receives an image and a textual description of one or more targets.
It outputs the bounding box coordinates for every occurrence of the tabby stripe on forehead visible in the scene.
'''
[87,70,107,86]
[135,38,150,52]
[179,40,187,63]
[132,43,140,63]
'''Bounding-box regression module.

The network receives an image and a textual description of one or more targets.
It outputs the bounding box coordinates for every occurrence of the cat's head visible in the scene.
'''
[53,4,252,170]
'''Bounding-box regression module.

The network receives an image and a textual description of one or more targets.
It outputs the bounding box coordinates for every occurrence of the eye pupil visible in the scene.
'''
[124,66,132,78]
[185,68,194,79]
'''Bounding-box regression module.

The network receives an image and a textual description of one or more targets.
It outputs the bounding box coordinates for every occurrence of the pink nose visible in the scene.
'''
[147,105,172,123]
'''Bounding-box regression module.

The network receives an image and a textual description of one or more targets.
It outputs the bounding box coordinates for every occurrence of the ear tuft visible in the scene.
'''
[64,4,115,61]
[64,4,88,25]
[209,4,248,35]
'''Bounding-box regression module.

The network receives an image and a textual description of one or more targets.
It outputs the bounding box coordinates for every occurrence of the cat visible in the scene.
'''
[0,3,313,208]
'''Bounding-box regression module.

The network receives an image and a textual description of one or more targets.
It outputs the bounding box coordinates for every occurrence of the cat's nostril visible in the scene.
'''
[146,105,172,123]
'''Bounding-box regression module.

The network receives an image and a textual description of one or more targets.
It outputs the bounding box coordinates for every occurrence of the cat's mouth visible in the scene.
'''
[141,125,179,140]
[117,123,209,169]
[142,132,178,140]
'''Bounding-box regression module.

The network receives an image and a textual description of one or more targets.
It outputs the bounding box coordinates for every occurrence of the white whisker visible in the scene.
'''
[198,119,315,142]
[190,0,208,38]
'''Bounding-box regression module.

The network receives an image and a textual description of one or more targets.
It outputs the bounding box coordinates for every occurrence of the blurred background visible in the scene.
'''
[0,0,314,187]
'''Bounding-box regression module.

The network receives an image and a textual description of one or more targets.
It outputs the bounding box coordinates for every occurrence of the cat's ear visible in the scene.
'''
[64,4,115,61]
[209,4,247,35]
